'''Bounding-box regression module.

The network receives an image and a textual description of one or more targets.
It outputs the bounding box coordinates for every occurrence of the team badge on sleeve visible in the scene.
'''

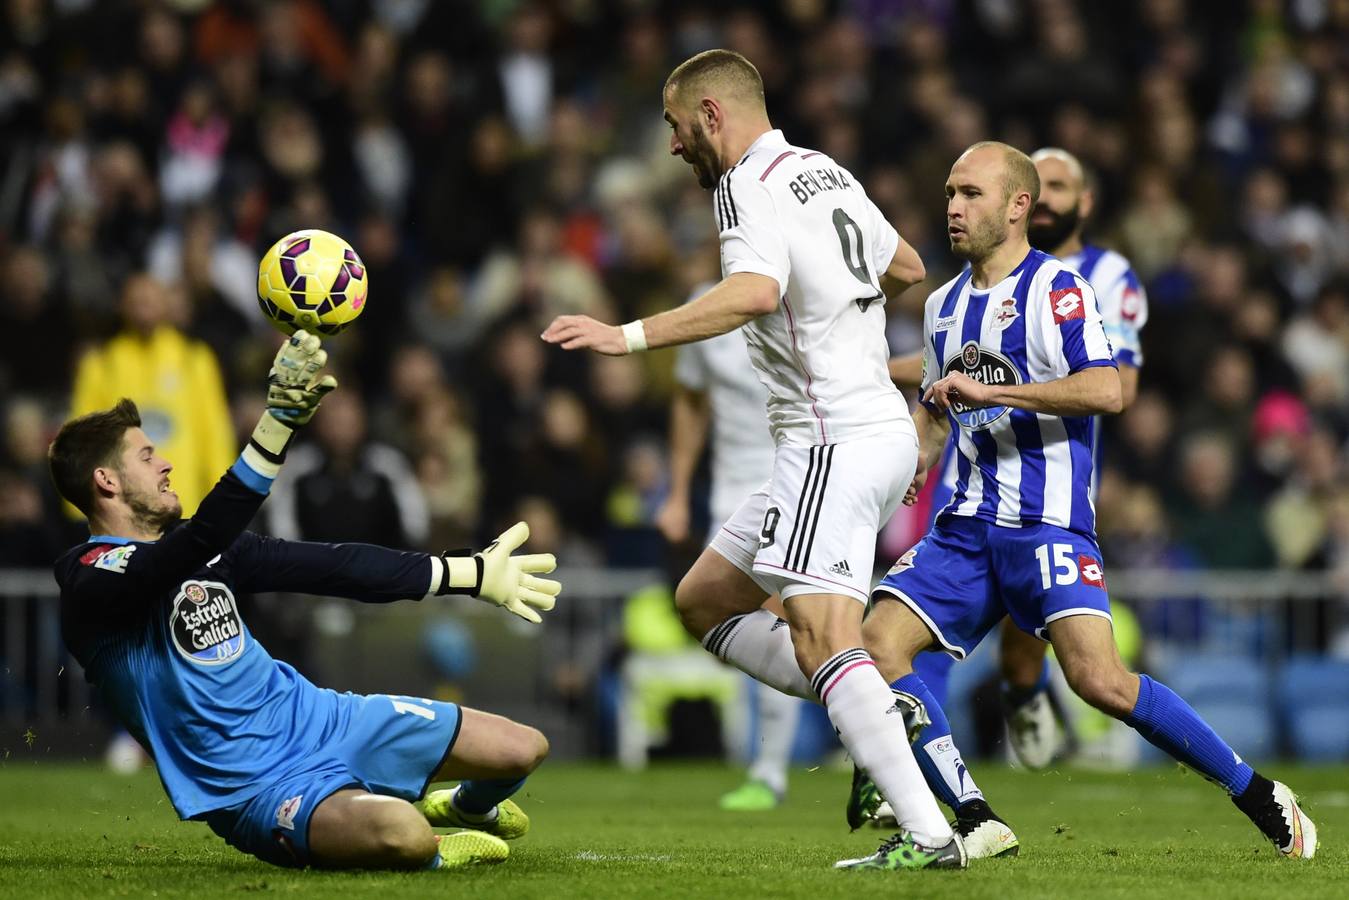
[1120,286,1142,321]
[92,545,136,573]
[1050,286,1085,324]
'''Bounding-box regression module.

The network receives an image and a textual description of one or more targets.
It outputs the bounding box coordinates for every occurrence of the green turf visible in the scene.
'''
[0,760,1343,898]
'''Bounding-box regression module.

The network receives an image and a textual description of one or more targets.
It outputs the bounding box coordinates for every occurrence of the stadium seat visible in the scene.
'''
[1277,656,1349,762]
[1159,655,1275,761]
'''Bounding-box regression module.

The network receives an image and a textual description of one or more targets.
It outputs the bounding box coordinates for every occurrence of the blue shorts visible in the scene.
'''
[874,517,1112,659]
[200,693,462,868]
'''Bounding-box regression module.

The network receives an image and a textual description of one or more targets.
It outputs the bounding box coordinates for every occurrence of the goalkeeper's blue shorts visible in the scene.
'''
[874,516,1112,660]
[200,693,461,868]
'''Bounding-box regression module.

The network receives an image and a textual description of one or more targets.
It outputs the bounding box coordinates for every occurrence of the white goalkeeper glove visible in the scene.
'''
[266,329,337,427]
[429,522,561,624]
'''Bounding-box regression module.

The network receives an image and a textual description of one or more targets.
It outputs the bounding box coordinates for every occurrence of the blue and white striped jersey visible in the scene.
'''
[920,249,1116,535]
[928,243,1148,515]
[1062,245,1147,369]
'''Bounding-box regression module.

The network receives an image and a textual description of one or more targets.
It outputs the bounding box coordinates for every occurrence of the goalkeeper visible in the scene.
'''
[50,331,561,871]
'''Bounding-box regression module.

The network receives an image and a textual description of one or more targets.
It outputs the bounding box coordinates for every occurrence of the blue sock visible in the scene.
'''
[454,777,527,815]
[893,672,983,814]
[1122,674,1254,795]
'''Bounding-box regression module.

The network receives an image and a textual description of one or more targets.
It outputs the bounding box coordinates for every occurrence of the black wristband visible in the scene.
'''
[439,549,484,597]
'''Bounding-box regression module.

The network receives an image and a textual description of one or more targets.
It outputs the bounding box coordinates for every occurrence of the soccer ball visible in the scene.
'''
[256,229,369,336]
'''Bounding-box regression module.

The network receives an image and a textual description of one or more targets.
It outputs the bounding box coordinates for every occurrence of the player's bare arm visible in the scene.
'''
[887,352,924,389]
[541,272,779,355]
[903,404,952,506]
[1118,363,1140,409]
[925,364,1122,418]
[655,384,712,543]
[878,238,926,299]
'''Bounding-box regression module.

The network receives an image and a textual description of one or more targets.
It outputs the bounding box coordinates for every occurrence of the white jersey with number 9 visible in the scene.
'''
[715,129,915,448]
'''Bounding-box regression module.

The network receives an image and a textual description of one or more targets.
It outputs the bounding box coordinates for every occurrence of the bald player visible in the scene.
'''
[887,148,1151,779]
[859,142,1316,861]
[545,49,965,871]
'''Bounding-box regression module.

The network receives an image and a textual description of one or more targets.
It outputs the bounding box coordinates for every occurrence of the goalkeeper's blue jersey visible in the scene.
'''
[54,464,435,819]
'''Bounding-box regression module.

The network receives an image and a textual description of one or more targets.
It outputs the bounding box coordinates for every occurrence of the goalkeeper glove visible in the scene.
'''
[267,330,337,427]
[429,522,561,624]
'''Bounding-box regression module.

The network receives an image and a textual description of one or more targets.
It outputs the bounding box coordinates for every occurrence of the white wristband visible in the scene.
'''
[621,320,648,353]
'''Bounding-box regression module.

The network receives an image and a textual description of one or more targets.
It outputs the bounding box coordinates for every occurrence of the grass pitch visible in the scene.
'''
[0,760,1343,899]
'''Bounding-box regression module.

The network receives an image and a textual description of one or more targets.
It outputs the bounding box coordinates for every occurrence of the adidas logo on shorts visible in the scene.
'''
[828,560,853,577]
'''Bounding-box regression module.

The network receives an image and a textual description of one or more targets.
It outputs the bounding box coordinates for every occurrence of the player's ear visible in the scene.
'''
[701,96,720,132]
[1010,186,1035,227]
[92,465,119,497]
[1079,188,1094,221]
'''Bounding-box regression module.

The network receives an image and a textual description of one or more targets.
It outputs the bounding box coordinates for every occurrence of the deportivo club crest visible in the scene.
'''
[945,341,1022,431]
[169,580,245,666]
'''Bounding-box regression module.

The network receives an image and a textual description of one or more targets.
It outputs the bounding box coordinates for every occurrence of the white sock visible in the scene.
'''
[702,609,813,700]
[747,680,800,796]
[812,648,952,846]
[920,733,985,808]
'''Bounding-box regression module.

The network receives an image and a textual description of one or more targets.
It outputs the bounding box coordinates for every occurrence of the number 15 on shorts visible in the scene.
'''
[1034,542,1105,591]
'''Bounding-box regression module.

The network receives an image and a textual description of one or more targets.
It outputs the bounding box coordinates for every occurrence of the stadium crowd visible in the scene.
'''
[1,0,1348,655]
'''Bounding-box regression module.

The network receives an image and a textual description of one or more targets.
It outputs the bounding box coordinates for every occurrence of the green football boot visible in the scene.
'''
[422,787,530,840]
[845,765,883,830]
[434,830,509,869]
[719,780,782,812]
[834,831,967,871]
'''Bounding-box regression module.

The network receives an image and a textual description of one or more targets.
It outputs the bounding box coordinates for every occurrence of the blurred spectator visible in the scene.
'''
[1169,432,1274,569]
[68,273,234,517]
[1282,282,1349,417]
[267,386,428,550]
[472,206,613,329]
[146,204,257,360]
[411,386,482,551]
[0,399,77,564]
[1266,427,1345,569]
[0,246,71,402]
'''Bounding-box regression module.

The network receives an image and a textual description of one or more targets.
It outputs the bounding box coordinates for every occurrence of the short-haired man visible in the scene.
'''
[51,332,561,871]
[874,148,1153,838]
[545,50,962,870]
[863,143,1316,861]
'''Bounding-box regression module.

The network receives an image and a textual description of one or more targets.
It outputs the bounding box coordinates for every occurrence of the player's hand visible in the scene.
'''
[655,494,691,543]
[904,454,929,507]
[923,371,992,413]
[541,315,628,355]
[267,330,337,426]
[471,522,561,624]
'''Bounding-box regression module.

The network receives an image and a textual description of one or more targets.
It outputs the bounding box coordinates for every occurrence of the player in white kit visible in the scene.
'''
[544,49,964,871]
[656,303,800,811]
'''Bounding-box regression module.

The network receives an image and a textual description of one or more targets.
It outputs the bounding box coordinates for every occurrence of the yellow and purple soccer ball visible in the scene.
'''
[256,229,369,336]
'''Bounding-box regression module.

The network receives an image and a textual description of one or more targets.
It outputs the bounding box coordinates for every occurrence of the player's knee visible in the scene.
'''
[500,725,549,775]
[370,805,436,868]
[674,575,722,638]
[861,615,906,679]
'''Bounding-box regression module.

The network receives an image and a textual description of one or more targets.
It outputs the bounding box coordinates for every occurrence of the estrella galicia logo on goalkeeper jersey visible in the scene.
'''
[169,580,245,665]
[944,341,1021,431]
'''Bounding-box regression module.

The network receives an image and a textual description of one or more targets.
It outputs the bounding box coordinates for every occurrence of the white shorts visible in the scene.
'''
[710,433,918,604]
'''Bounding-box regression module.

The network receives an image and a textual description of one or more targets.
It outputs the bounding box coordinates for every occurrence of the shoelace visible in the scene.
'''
[876,832,914,854]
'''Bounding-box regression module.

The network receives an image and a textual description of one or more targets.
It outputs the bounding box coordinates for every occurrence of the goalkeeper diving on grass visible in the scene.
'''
[49,331,561,871]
